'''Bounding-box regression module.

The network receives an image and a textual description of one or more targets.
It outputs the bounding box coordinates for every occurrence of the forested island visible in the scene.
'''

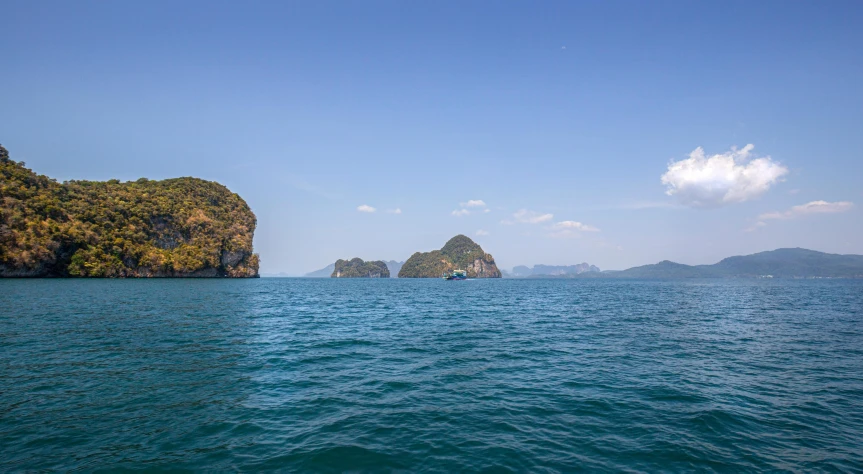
[306,260,403,278]
[0,145,259,277]
[398,235,501,278]
[331,258,390,278]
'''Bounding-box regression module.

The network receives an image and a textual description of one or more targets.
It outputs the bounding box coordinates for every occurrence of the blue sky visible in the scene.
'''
[2,1,862,274]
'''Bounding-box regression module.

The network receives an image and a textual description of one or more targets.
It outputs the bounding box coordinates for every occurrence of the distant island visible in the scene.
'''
[305,264,336,278]
[596,248,863,279]
[331,258,390,278]
[385,260,404,277]
[398,235,501,278]
[510,263,601,278]
[0,145,259,277]
[306,260,403,278]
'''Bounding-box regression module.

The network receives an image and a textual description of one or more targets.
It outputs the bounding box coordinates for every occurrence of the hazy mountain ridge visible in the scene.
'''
[384,260,403,277]
[304,264,335,278]
[611,248,863,278]
[510,263,601,278]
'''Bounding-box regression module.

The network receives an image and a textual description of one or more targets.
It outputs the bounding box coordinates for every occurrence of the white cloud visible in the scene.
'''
[357,204,376,213]
[475,229,490,236]
[548,220,600,238]
[549,230,582,239]
[661,144,788,208]
[452,200,487,217]
[386,208,402,214]
[759,200,853,221]
[502,209,554,225]
[483,208,491,213]
[747,200,853,231]
[552,220,600,232]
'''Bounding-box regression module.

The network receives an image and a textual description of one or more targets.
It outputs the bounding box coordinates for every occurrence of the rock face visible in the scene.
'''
[0,144,259,278]
[398,234,502,278]
[331,258,390,278]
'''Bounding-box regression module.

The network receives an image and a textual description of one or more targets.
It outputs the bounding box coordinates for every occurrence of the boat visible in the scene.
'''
[442,269,467,280]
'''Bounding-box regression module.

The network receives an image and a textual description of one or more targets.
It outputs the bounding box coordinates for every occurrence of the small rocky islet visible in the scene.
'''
[331,258,390,278]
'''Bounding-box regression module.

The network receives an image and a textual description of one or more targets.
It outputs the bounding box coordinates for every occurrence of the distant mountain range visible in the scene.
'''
[304,264,335,278]
[305,260,404,278]
[295,248,862,279]
[605,248,863,278]
[509,263,601,278]
[385,260,404,277]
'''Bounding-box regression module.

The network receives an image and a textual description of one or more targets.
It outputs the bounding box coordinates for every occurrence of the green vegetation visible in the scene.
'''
[309,260,402,278]
[398,235,501,278]
[331,258,390,278]
[0,144,259,277]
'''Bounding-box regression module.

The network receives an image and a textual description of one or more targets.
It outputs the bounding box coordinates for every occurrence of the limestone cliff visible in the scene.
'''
[398,235,501,278]
[0,144,259,277]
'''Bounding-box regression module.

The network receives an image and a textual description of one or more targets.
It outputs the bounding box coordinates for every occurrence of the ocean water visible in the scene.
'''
[2,278,862,472]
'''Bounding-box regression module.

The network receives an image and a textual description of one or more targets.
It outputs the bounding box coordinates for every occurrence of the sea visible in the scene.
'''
[2,278,862,472]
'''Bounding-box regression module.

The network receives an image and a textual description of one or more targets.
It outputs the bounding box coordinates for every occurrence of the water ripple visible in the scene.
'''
[1,278,862,471]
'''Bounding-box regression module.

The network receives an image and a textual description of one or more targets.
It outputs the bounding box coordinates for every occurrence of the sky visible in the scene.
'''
[2,0,862,274]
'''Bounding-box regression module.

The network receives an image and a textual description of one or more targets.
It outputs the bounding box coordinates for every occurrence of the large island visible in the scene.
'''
[398,234,501,278]
[0,145,259,277]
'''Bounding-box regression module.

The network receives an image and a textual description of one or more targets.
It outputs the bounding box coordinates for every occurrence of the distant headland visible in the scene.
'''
[0,144,259,278]
[508,263,601,278]
[597,248,863,279]
[504,248,863,279]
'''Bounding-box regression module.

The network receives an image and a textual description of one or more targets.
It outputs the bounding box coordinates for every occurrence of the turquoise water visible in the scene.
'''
[2,278,862,472]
